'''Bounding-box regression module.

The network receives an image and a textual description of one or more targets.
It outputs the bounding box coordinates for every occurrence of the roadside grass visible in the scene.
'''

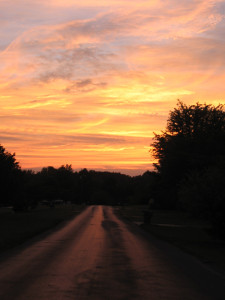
[0,204,85,253]
[114,205,225,274]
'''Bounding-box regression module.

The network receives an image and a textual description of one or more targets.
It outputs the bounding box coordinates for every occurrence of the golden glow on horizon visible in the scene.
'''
[0,0,225,175]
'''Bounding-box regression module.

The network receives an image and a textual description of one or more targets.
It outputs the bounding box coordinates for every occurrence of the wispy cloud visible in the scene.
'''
[0,0,225,173]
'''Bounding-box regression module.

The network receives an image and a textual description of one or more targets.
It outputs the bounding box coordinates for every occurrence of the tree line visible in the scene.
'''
[0,146,157,211]
[1,100,225,237]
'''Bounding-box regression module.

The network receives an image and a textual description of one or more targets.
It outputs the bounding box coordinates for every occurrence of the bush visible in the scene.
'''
[178,166,225,238]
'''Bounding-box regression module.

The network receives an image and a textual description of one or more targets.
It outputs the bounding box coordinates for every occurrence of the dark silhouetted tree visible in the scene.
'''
[150,100,225,238]
[0,144,21,207]
[151,100,225,207]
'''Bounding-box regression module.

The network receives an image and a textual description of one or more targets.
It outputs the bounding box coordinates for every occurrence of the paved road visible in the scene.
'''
[0,206,224,300]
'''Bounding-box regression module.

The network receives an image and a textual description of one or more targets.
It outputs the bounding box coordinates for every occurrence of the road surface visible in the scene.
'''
[0,205,224,300]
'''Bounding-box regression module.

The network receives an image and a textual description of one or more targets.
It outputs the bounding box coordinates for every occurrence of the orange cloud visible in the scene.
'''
[0,0,225,174]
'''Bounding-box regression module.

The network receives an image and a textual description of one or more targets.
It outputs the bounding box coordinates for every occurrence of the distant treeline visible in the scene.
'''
[1,100,225,238]
[0,145,158,210]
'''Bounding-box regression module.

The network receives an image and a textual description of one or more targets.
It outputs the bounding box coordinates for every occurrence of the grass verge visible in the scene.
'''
[114,205,225,275]
[0,204,85,253]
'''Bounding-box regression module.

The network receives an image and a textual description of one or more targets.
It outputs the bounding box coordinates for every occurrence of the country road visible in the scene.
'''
[0,205,224,300]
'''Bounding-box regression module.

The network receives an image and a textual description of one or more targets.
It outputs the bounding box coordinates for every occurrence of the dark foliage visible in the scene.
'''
[0,143,158,210]
[151,101,225,205]
[151,100,225,238]
[0,144,21,207]
[130,171,159,205]
[178,165,225,237]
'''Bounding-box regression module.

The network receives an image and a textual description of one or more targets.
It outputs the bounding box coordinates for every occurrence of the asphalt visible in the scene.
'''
[0,205,224,300]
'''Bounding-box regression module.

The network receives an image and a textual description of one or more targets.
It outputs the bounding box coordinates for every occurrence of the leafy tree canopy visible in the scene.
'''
[0,144,21,206]
[151,100,225,182]
[0,144,20,173]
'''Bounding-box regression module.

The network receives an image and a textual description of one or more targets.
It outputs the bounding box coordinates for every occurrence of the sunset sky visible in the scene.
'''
[1,0,225,175]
